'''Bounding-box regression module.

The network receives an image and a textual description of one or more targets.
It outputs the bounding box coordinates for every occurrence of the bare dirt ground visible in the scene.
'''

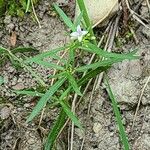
[0,0,150,150]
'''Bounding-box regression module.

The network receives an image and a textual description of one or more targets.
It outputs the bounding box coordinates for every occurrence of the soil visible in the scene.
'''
[0,0,150,150]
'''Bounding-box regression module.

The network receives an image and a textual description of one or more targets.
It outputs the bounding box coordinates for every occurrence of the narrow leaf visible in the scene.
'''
[81,43,139,60]
[45,109,67,150]
[33,60,64,70]
[53,4,76,31]
[26,77,66,122]
[25,46,67,63]
[0,47,7,54]
[76,58,123,72]
[26,0,30,12]
[104,75,130,150]
[14,90,44,97]
[12,47,38,54]
[60,100,83,129]
[66,72,82,96]
[0,76,4,85]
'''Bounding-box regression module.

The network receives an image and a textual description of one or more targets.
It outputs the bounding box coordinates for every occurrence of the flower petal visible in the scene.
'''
[81,31,88,36]
[77,25,82,33]
[70,32,79,37]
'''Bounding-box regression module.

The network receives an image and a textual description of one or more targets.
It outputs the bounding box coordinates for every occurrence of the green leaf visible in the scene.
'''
[53,4,76,31]
[104,74,130,150]
[81,43,139,60]
[60,100,83,129]
[25,46,67,63]
[76,58,122,72]
[0,47,7,54]
[25,0,30,12]
[14,90,44,97]
[74,11,83,27]
[45,109,67,150]
[32,60,65,70]
[66,72,82,96]
[47,71,66,79]
[26,77,66,122]
[12,47,38,54]
[0,76,4,85]
[45,87,71,150]
[78,66,110,86]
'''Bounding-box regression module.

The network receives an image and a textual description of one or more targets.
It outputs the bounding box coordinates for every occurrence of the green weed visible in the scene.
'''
[0,0,139,149]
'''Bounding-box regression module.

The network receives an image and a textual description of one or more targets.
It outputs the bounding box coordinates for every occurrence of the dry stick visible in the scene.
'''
[125,0,150,29]
[70,94,78,150]
[132,76,150,129]
[51,51,67,86]
[31,0,41,28]
[129,26,139,44]
[95,12,121,90]
[146,0,150,13]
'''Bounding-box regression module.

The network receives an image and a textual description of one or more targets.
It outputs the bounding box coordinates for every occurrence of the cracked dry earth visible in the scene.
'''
[0,0,150,150]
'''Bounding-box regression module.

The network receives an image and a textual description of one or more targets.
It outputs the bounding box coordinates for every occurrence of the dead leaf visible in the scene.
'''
[75,0,119,28]
[10,31,17,47]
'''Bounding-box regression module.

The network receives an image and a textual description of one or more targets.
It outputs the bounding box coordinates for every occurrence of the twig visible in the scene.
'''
[50,50,67,86]
[146,0,150,14]
[132,76,150,129]
[31,0,41,28]
[125,0,150,29]
[70,94,78,150]
[95,12,121,90]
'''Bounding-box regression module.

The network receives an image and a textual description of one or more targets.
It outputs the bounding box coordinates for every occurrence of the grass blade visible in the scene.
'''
[25,46,68,63]
[53,4,76,31]
[26,77,66,122]
[32,60,65,70]
[14,90,44,97]
[74,11,83,27]
[45,109,67,150]
[12,47,38,53]
[104,74,130,150]
[81,43,139,60]
[76,58,123,72]
[66,72,82,96]
[59,100,83,129]
[78,66,110,86]
[45,87,71,150]
[0,47,7,54]
[25,0,30,12]
[0,76,4,85]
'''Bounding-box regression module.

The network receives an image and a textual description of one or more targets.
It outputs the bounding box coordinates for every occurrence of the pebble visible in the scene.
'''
[0,106,11,120]
[93,122,102,134]
[4,15,11,24]
[142,27,150,40]
[12,83,24,90]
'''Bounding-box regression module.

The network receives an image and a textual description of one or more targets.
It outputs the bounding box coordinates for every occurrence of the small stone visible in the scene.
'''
[12,83,24,90]
[4,15,11,24]
[142,28,150,40]
[0,106,11,119]
[24,103,30,108]
[93,122,102,134]
[7,23,15,30]
[75,128,84,139]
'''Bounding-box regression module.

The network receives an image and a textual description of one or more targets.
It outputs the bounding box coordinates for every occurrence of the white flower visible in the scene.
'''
[70,25,88,42]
